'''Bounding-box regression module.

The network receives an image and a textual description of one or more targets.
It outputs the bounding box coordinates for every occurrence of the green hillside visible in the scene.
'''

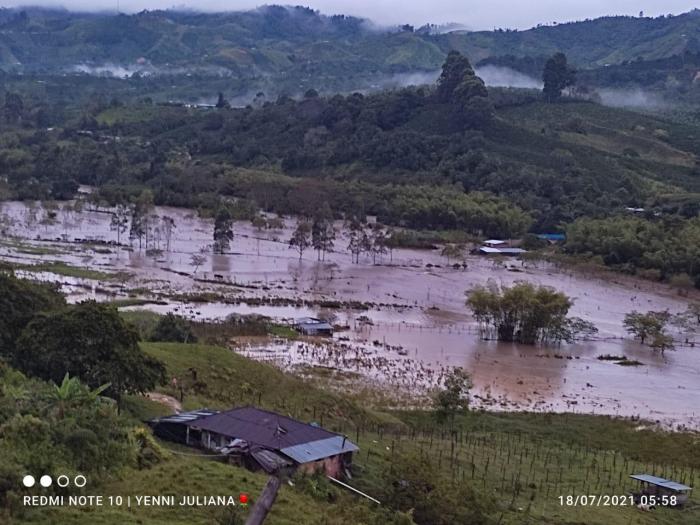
[2,7,700,81]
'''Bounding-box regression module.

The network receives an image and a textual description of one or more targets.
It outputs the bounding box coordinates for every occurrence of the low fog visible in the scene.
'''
[596,88,669,110]
[2,0,698,30]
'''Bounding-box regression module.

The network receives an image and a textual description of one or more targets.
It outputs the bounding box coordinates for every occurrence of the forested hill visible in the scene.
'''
[2,6,700,77]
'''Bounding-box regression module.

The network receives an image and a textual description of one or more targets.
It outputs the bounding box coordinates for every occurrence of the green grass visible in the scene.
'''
[141,342,401,430]
[13,342,700,525]
[267,323,299,339]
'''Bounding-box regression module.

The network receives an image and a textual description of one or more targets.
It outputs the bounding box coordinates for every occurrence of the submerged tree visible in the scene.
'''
[311,203,335,261]
[289,218,312,260]
[441,243,465,264]
[369,225,388,264]
[624,310,674,352]
[129,190,154,250]
[190,247,208,275]
[161,215,176,252]
[542,52,576,102]
[213,206,234,254]
[110,204,130,246]
[466,281,581,345]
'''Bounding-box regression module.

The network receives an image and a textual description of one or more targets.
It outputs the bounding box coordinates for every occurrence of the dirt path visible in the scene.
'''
[146,392,182,413]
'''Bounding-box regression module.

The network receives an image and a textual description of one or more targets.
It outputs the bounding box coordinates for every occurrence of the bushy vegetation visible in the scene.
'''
[564,215,700,286]
[0,364,153,521]
[149,312,197,343]
[0,273,166,405]
[467,281,597,345]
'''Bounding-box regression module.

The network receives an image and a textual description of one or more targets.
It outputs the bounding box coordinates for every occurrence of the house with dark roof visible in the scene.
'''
[149,406,358,478]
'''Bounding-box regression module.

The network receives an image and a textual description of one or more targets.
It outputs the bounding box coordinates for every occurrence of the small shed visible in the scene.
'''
[630,474,692,506]
[294,317,333,336]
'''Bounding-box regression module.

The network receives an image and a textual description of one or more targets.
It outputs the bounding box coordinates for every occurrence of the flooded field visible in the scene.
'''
[1,200,699,429]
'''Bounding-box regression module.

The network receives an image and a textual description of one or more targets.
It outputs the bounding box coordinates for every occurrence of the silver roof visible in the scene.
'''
[151,409,219,424]
[630,474,692,491]
[281,435,359,464]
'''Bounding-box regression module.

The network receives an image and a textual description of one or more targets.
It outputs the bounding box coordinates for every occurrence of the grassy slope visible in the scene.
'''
[497,101,700,192]
[16,342,700,524]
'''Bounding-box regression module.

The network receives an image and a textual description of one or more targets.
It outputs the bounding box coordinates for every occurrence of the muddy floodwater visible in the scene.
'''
[1,200,698,429]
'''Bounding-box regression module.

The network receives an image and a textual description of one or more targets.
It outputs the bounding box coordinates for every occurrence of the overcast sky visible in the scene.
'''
[2,1,698,29]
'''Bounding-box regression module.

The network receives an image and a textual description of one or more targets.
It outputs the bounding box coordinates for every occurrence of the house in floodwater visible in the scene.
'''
[477,247,528,255]
[483,239,508,248]
[294,317,334,336]
[149,406,358,478]
[630,474,693,506]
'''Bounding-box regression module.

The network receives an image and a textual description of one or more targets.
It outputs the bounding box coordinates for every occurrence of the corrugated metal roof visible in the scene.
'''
[478,247,527,255]
[630,474,692,491]
[250,448,294,473]
[281,436,359,463]
[188,407,356,459]
[150,409,218,424]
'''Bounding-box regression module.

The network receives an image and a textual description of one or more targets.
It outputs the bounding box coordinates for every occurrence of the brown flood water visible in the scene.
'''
[1,201,698,429]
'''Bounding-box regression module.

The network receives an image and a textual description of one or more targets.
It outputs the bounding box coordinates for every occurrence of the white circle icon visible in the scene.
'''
[40,475,52,488]
[74,475,87,488]
[22,475,35,488]
[57,475,70,488]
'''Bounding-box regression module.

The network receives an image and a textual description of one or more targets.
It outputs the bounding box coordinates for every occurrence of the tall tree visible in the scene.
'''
[213,207,234,254]
[110,204,129,246]
[369,225,388,264]
[161,216,176,252]
[437,51,476,102]
[215,92,230,109]
[289,219,312,260]
[542,52,576,102]
[129,190,154,250]
[346,216,366,264]
[311,203,335,261]
[436,50,493,126]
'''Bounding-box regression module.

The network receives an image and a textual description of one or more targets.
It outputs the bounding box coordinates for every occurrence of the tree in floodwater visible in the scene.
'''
[369,225,388,264]
[346,216,364,263]
[190,247,208,276]
[289,218,312,260]
[161,216,176,252]
[624,310,674,352]
[311,203,335,261]
[110,204,129,246]
[213,207,234,254]
[440,243,465,264]
[129,190,154,250]
[466,281,586,345]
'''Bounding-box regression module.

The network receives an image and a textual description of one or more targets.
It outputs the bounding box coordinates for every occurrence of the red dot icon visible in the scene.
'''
[239,493,249,506]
